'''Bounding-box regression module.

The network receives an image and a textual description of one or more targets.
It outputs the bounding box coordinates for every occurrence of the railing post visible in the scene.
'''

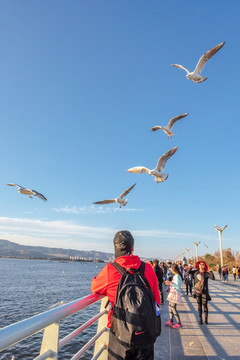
[39,322,60,359]
[93,298,109,360]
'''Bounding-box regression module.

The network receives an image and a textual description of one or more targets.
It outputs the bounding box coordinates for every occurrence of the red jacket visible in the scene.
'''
[91,255,160,327]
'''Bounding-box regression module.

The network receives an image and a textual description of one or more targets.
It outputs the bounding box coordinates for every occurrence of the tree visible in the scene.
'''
[223,248,235,266]
[214,248,236,268]
[203,253,215,267]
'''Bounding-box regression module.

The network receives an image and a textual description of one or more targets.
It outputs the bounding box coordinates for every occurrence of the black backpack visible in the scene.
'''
[110,261,161,349]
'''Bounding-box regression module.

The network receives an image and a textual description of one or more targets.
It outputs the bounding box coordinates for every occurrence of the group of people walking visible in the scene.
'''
[91,230,215,360]
[231,266,240,281]
[218,265,240,282]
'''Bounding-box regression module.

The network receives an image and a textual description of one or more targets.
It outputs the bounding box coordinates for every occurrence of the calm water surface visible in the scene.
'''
[0,258,106,360]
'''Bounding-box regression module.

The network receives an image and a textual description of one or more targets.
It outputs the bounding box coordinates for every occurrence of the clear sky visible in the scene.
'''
[0,1,239,260]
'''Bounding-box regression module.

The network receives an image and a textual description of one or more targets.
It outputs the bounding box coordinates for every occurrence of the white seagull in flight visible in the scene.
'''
[127,147,178,183]
[171,41,225,83]
[93,183,136,208]
[151,113,189,138]
[7,183,47,201]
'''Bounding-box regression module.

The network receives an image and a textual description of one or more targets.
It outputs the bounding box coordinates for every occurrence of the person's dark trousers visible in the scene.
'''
[187,282,193,295]
[108,331,154,360]
[196,294,208,323]
[159,283,164,304]
[233,274,236,281]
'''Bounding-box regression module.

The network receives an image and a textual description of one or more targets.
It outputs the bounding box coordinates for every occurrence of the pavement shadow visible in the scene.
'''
[155,281,240,359]
[181,280,240,360]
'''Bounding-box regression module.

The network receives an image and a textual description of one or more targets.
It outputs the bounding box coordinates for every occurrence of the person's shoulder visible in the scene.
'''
[99,262,114,275]
[100,262,121,274]
[106,262,115,269]
[144,261,153,269]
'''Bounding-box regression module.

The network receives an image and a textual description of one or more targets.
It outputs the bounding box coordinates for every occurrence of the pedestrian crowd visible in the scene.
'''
[216,264,240,282]
[91,230,234,360]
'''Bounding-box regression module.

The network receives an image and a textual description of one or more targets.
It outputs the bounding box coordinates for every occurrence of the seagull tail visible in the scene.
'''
[154,174,168,183]
[161,173,169,182]
[197,77,208,83]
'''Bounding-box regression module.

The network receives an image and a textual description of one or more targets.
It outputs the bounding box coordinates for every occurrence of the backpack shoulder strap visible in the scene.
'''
[138,261,153,290]
[111,262,126,275]
[111,261,146,276]
[137,261,145,275]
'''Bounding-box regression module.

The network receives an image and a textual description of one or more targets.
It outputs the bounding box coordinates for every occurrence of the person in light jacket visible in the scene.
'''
[165,264,183,329]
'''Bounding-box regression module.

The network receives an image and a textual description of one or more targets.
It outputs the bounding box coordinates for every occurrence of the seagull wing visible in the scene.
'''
[7,183,23,189]
[150,126,162,132]
[119,183,136,199]
[128,166,151,174]
[220,224,228,231]
[93,199,116,205]
[156,146,178,172]
[194,41,225,74]
[31,190,47,201]
[214,224,220,230]
[171,64,190,74]
[167,113,189,130]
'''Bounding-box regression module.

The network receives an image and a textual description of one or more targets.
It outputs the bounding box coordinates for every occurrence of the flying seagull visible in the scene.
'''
[127,147,178,183]
[93,183,136,208]
[214,224,228,232]
[151,113,189,138]
[171,41,225,83]
[7,183,47,201]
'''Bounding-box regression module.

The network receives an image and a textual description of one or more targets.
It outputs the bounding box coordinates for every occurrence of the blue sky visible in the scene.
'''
[0,1,239,259]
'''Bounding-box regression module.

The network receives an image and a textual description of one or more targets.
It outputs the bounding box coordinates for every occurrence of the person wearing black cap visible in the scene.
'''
[91,230,160,360]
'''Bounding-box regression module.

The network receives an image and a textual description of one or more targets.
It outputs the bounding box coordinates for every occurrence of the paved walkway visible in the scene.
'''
[155,275,240,360]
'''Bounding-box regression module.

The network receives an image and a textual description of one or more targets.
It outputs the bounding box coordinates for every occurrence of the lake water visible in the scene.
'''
[0,258,106,360]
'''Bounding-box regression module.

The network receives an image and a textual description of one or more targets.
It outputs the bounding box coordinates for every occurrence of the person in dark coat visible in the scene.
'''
[218,266,222,280]
[161,262,168,281]
[152,259,164,304]
[189,260,215,325]
[183,264,193,295]
[222,266,229,282]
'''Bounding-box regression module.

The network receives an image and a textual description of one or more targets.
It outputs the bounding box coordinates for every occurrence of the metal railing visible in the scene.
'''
[0,293,110,360]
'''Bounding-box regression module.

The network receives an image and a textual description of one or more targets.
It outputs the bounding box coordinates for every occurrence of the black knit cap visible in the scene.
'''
[113,230,134,258]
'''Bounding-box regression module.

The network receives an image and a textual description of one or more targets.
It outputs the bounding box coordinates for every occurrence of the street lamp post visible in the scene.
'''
[193,241,201,262]
[185,248,191,264]
[214,224,228,268]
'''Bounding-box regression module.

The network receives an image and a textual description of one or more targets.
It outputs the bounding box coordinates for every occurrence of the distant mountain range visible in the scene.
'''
[0,239,114,262]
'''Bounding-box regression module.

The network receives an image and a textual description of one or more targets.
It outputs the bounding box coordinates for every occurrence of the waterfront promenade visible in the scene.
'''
[155,276,240,360]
